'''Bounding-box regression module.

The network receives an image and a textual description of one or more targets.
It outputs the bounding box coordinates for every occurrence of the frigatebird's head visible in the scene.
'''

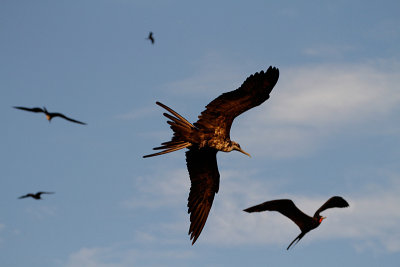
[317,216,326,224]
[230,141,251,157]
[43,107,51,122]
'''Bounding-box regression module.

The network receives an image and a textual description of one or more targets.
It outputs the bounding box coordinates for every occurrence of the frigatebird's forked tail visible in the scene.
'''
[143,102,195,158]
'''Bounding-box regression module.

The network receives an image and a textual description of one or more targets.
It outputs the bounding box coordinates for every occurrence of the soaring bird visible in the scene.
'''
[144,66,279,244]
[18,191,54,200]
[147,31,154,44]
[13,106,86,125]
[244,196,349,250]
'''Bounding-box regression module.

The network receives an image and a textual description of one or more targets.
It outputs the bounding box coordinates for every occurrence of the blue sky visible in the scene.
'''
[1,0,400,266]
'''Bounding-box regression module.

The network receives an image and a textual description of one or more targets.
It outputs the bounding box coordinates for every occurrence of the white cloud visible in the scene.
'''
[266,62,400,125]
[199,173,400,252]
[64,243,195,267]
[65,247,121,267]
[233,61,400,158]
[121,167,189,210]
[126,167,400,253]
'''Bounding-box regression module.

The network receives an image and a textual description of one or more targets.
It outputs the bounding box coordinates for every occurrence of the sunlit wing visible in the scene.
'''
[313,196,349,217]
[244,199,313,230]
[186,146,220,244]
[53,113,87,125]
[13,106,44,113]
[194,66,279,139]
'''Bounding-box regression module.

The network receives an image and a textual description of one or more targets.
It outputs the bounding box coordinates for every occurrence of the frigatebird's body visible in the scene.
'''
[13,106,86,125]
[144,66,279,244]
[147,32,154,44]
[18,191,54,200]
[244,196,349,249]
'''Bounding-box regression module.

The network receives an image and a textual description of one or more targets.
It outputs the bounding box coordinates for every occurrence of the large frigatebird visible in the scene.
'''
[244,196,349,249]
[144,66,279,244]
[18,191,54,200]
[13,106,86,125]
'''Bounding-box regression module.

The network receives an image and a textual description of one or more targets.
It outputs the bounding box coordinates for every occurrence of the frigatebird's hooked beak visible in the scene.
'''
[235,147,251,157]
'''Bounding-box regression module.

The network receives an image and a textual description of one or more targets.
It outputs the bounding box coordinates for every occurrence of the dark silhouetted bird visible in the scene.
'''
[244,196,349,249]
[144,66,279,244]
[147,31,154,44]
[13,106,86,125]
[18,191,54,200]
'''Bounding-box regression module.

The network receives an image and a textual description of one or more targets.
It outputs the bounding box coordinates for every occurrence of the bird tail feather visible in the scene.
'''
[143,102,194,158]
[287,232,306,250]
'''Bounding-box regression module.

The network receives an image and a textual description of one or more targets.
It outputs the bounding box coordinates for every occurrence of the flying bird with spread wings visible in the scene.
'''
[144,66,279,244]
[13,106,86,125]
[146,31,154,44]
[18,191,55,200]
[244,196,349,249]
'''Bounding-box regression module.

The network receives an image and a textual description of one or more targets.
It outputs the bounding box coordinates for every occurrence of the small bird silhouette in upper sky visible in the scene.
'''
[146,31,154,44]
[13,106,86,125]
[18,192,55,200]
[244,196,349,250]
[144,66,279,244]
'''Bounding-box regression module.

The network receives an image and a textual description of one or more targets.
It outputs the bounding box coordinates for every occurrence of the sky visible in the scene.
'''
[1,0,400,266]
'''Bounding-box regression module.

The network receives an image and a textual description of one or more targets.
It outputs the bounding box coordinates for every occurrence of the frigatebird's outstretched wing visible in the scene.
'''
[194,66,279,138]
[186,146,220,245]
[13,106,45,113]
[313,196,349,217]
[18,194,33,199]
[244,199,313,230]
[51,113,87,125]
[37,191,54,195]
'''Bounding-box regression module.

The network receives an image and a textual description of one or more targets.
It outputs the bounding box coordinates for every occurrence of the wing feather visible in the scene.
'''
[244,199,313,231]
[52,113,87,125]
[194,66,279,138]
[313,196,349,217]
[13,106,44,113]
[186,146,220,245]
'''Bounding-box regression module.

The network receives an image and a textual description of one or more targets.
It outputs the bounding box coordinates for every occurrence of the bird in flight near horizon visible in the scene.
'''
[244,196,349,249]
[144,66,279,244]
[13,106,86,125]
[18,191,55,200]
[147,31,154,44]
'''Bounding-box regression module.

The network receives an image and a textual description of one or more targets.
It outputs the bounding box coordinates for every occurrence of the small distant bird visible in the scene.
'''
[144,66,279,244]
[13,106,86,125]
[146,31,154,44]
[18,191,54,200]
[244,196,349,250]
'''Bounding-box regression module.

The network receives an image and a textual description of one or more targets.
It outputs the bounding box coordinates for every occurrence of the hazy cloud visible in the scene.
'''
[125,167,400,253]
[234,61,400,158]
[303,44,355,57]
[64,243,195,267]
[198,173,400,252]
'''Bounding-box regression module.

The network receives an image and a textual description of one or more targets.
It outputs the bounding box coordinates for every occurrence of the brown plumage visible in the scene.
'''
[144,66,279,244]
[13,106,86,125]
[18,191,54,200]
[244,196,349,249]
